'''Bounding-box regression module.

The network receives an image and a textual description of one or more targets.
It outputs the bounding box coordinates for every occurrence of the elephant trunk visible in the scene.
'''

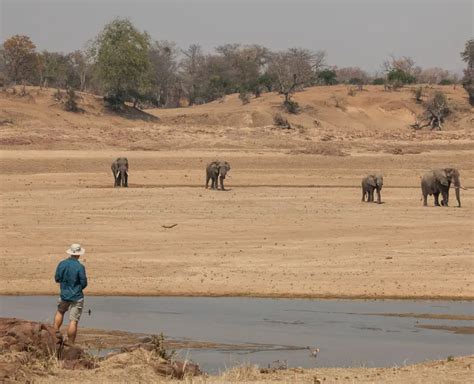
[454,185,461,208]
[454,176,461,207]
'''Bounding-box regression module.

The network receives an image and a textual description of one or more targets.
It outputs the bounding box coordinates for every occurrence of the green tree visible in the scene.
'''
[387,69,416,85]
[2,35,38,84]
[317,69,337,85]
[92,18,152,108]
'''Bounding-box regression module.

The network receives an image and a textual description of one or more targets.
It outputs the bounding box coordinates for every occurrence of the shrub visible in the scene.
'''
[273,113,291,129]
[317,69,337,85]
[239,89,251,105]
[387,69,416,85]
[413,86,423,103]
[372,78,385,85]
[438,79,454,85]
[64,88,79,112]
[347,87,357,96]
[282,99,300,114]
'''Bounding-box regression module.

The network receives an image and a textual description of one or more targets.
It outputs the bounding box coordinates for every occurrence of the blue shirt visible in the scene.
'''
[55,257,87,301]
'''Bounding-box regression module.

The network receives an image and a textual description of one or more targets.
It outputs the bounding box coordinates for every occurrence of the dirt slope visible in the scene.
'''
[0,85,472,152]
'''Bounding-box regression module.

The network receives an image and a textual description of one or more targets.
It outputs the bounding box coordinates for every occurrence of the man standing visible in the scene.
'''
[53,243,88,344]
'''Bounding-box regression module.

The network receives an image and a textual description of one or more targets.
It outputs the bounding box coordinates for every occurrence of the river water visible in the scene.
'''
[1,296,473,374]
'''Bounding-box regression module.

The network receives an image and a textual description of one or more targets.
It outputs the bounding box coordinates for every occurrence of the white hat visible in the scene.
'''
[66,243,85,256]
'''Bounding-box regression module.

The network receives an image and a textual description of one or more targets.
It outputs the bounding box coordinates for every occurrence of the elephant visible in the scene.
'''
[361,173,383,204]
[111,157,129,187]
[421,168,461,207]
[205,160,231,190]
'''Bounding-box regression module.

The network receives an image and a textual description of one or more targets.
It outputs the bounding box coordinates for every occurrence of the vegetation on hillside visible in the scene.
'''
[0,18,468,110]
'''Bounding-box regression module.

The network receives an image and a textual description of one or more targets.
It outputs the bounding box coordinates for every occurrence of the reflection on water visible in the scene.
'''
[1,296,473,374]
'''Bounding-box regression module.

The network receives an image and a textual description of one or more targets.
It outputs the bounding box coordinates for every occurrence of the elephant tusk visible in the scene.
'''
[454,186,467,190]
[125,171,129,176]
[116,171,120,178]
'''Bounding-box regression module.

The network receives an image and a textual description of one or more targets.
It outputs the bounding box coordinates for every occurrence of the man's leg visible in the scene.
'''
[54,300,70,336]
[53,311,64,331]
[67,300,83,344]
[67,320,78,344]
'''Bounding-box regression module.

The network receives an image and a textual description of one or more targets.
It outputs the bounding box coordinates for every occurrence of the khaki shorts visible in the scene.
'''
[57,298,84,322]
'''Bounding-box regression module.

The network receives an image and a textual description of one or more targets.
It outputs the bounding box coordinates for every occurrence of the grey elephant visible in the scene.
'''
[361,173,383,203]
[421,168,461,207]
[205,160,231,190]
[111,157,129,187]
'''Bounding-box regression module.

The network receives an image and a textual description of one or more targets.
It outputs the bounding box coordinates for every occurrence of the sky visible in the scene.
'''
[1,0,472,73]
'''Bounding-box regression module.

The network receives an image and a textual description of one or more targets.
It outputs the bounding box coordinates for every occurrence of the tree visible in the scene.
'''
[267,48,326,108]
[461,39,474,105]
[387,68,416,85]
[39,51,70,88]
[2,35,38,84]
[411,91,450,131]
[149,40,180,107]
[91,18,152,108]
[335,67,369,84]
[317,69,337,85]
[180,44,206,105]
[383,55,421,79]
[68,50,90,91]
[417,67,456,85]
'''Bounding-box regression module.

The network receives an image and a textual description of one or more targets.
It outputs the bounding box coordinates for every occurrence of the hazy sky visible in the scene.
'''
[1,0,472,73]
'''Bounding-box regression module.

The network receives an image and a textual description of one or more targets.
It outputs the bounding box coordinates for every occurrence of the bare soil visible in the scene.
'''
[0,149,472,299]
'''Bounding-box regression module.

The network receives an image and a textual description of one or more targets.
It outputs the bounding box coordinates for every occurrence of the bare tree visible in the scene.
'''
[382,55,421,79]
[417,67,456,85]
[411,91,450,131]
[268,48,326,104]
[335,66,369,84]
[180,44,206,105]
[149,40,180,107]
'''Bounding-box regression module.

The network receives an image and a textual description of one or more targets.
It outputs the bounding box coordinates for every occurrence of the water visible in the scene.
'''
[1,296,473,374]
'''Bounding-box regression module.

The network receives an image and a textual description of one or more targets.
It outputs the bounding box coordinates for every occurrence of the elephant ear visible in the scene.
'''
[367,176,376,187]
[433,169,449,186]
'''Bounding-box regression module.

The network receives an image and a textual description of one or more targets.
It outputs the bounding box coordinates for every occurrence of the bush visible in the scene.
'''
[103,94,124,111]
[347,87,357,96]
[282,99,300,114]
[239,90,251,105]
[413,86,423,103]
[349,78,363,85]
[372,78,385,85]
[317,69,337,85]
[387,69,416,85]
[273,113,291,129]
[64,88,79,112]
[439,79,454,85]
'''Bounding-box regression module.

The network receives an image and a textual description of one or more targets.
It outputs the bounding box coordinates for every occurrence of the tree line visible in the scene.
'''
[0,18,472,109]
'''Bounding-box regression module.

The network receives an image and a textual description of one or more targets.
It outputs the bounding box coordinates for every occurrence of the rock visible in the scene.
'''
[0,318,94,371]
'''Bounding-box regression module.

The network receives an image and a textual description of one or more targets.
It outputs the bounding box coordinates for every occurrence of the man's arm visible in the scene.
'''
[79,265,88,289]
[54,262,63,283]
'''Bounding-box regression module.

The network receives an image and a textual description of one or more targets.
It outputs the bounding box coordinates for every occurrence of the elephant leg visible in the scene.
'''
[441,190,448,206]
[361,188,366,202]
[220,177,225,191]
[124,174,128,187]
[206,174,210,189]
[376,189,381,204]
[368,189,373,202]
[423,194,428,206]
[434,192,440,206]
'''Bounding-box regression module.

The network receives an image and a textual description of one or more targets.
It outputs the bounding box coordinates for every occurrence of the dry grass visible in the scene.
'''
[17,355,474,383]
